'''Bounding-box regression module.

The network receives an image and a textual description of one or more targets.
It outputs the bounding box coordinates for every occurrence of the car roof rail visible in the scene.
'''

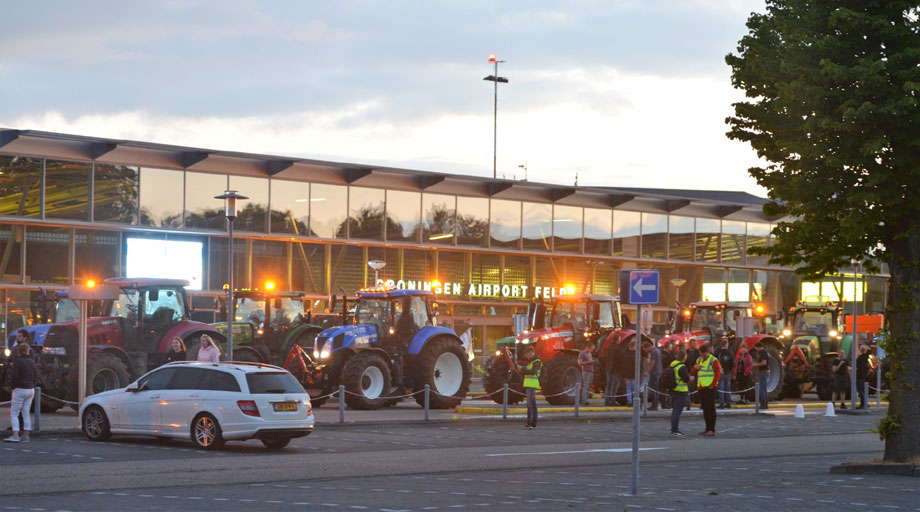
[224,360,285,371]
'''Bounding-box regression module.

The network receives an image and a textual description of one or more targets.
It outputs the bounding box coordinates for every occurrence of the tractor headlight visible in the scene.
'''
[3,348,10,357]
[782,329,791,337]
[829,330,838,337]
[495,350,501,356]
[43,346,66,356]
[313,349,320,359]
[320,349,330,360]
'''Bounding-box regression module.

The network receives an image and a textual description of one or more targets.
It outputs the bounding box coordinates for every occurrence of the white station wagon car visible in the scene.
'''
[80,361,314,450]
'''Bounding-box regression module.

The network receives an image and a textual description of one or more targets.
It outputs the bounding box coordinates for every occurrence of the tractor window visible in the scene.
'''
[112,289,139,320]
[355,299,391,329]
[236,298,266,325]
[273,298,305,327]
[409,296,429,328]
[144,287,185,322]
[796,311,835,336]
[689,308,724,333]
[596,302,615,329]
[550,302,588,330]
[55,299,81,323]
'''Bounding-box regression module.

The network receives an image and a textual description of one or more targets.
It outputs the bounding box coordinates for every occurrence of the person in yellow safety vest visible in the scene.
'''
[669,349,691,436]
[691,343,722,437]
[517,345,543,430]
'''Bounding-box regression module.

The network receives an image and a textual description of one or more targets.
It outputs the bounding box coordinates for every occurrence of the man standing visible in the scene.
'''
[577,340,596,405]
[751,342,770,409]
[668,349,691,436]
[692,343,722,436]
[622,339,638,406]
[603,339,623,406]
[517,345,542,429]
[686,340,700,408]
[856,344,870,409]
[647,341,662,410]
[716,339,735,409]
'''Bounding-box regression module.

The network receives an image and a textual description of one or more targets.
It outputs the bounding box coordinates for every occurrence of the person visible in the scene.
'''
[165,337,187,363]
[646,341,662,411]
[832,351,850,409]
[751,342,770,409]
[603,340,623,406]
[659,341,676,409]
[622,339,638,406]
[517,345,542,430]
[11,329,35,359]
[691,343,722,436]
[735,343,754,404]
[856,344,870,409]
[716,339,735,409]
[668,349,691,436]
[686,340,700,408]
[577,340,596,405]
[196,334,221,363]
[5,343,37,443]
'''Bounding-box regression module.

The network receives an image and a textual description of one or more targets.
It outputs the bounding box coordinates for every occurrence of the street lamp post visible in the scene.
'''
[483,54,508,179]
[216,190,248,361]
[850,260,861,410]
[368,259,386,286]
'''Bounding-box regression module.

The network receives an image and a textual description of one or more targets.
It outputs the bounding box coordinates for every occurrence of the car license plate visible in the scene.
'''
[273,402,298,412]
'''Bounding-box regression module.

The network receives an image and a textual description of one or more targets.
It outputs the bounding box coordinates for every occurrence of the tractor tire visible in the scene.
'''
[289,362,329,407]
[541,352,581,406]
[763,345,785,401]
[816,380,833,401]
[232,346,265,364]
[483,356,525,405]
[341,351,392,410]
[412,337,471,409]
[86,352,131,397]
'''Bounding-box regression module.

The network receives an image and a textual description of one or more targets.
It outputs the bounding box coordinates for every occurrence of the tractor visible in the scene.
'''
[210,289,326,365]
[780,298,850,399]
[483,294,637,406]
[13,278,223,410]
[306,288,471,410]
[658,301,786,400]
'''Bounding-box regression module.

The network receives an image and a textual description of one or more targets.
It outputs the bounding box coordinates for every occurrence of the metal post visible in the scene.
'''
[492,58,498,179]
[863,381,869,410]
[575,375,580,418]
[876,353,882,409]
[227,218,235,361]
[424,384,430,421]
[34,387,41,433]
[754,381,760,414]
[502,383,509,420]
[78,301,87,406]
[642,379,648,418]
[631,304,642,495]
[850,263,859,410]
[338,384,345,424]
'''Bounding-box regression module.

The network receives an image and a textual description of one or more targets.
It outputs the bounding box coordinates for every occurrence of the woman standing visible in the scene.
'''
[165,337,186,363]
[5,343,37,443]
[196,334,221,363]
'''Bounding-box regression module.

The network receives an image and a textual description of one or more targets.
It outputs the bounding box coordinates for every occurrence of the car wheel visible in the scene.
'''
[191,413,225,450]
[260,435,292,450]
[82,405,111,442]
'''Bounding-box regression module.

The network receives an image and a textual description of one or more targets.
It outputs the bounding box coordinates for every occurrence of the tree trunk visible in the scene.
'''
[883,232,920,463]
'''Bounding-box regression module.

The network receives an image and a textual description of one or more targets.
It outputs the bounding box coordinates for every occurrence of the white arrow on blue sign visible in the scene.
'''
[627,270,659,305]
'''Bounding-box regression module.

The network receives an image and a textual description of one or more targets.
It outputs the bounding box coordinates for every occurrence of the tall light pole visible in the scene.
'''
[483,54,508,179]
[850,260,861,410]
[216,190,248,361]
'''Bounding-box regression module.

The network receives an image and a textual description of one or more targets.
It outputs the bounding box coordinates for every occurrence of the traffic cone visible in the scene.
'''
[824,402,835,417]
[794,404,805,419]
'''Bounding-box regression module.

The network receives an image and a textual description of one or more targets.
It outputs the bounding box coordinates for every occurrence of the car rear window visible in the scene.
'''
[245,372,305,394]
[200,369,241,392]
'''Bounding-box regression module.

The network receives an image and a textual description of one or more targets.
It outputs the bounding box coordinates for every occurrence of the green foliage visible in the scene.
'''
[871,413,901,441]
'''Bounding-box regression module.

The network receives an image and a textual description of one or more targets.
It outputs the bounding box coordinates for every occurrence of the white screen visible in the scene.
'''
[126,238,203,290]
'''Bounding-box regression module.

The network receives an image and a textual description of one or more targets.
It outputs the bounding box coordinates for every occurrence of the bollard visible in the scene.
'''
[754,383,760,414]
[863,382,869,410]
[34,387,41,433]
[574,375,581,418]
[338,385,345,424]
[502,384,509,420]
[424,384,430,421]
[642,381,648,418]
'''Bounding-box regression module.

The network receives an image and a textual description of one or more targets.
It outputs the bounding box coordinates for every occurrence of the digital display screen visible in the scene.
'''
[126,238,203,290]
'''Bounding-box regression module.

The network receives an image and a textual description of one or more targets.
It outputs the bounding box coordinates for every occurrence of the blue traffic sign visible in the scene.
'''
[619,270,660,305]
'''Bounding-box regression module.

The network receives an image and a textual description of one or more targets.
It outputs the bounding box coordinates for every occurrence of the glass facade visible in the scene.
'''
[553,205,582,253]
[185,172,227,230]
[522,202,552,251]
[489,199,521,249]
[139,167,183,228]
[422,193,455,245]
[722,220,746,264]
[386,190,421,243]
[0,156,41,218]
[46,160,90,221]
[269,179,310,236]
[27,226,71,284]
[584,208,611,255]
[696,218,720,262]
[641,213,668,259]
[310,183,347,239]
[230,176,268,233]
[613,211,640,257]
[668,216,694,261]
[348,187,385,241]
[456,196,488,247]
[94,164,138,225]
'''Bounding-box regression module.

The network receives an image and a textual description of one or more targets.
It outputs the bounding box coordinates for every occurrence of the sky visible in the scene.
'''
[0,0,770,196]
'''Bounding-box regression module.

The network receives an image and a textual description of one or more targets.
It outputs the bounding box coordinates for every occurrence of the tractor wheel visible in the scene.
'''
[412,337,471,409]
[86,352,131,397]
[816,380,833,401]
[763,345,785,400]
[289,362,329,407]
[341,351,392,410]
[232,346,265,364]
[483,355,525,405]
[782,381,804,399]
[541,352,581,406]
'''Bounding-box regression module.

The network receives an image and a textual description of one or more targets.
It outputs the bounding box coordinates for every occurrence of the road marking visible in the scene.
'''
[488,447,667,457]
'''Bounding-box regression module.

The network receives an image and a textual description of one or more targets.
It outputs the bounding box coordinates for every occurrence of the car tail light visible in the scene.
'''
[237,400,260,417]
[307,400,313,416]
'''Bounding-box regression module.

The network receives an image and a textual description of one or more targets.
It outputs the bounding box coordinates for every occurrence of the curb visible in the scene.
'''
[830,463,919,477]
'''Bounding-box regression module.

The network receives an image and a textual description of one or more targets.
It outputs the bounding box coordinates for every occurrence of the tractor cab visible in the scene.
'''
[231,290,308,350]
[781,297,844,360]
[352,289,433,347]
[672,302,767,345]
[108,279,190,353]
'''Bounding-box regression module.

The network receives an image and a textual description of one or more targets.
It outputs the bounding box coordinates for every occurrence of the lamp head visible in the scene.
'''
[215,190,249,220]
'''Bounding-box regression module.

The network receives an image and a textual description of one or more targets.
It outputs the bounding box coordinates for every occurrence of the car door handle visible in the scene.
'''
[189,394,200,398]
[150,395,161,399]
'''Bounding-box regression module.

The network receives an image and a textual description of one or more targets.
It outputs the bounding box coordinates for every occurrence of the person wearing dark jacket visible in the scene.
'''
[669,349,691,436]
[164,337,187,363]
[856,344,870,409]
[603,340,623,406]
[686,341,700,408]
[716,340,735,408]
[5,343,38,443]
[620,339,638,406]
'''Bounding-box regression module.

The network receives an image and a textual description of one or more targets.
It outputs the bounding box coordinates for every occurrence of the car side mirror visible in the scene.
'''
[274,298,282,309]
[126,382,139,392]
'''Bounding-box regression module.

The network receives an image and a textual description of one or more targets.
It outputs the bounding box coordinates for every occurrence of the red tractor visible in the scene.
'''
[657,301,786,400]
[17,278,223,409]
[484,294,641,405]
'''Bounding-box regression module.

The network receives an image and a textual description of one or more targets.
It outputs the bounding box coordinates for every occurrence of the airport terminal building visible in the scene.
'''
[0,129,887,360]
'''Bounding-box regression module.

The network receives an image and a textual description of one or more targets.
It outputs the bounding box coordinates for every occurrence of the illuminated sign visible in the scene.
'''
[375,279,572,300]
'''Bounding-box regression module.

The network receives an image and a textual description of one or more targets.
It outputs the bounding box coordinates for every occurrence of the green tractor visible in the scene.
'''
[779,297,854,399]
[212,290,325,365]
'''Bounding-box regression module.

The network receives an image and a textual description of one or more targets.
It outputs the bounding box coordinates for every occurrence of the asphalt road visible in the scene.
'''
[2,409,915,511]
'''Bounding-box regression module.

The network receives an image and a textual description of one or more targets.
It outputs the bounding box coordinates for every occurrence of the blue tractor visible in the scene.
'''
[310,288,471,410]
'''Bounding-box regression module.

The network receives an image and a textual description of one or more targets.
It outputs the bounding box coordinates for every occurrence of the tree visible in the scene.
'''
[726,1,920,462]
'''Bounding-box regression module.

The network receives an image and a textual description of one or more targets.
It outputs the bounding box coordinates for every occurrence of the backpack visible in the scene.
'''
[659,366,677,392]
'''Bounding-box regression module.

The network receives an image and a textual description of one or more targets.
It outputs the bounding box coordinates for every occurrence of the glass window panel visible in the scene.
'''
[348,187,385,241]
[456,196,489,247]
[386,190,420,243]
[503,255,531,289]
[722,220,746,264]
[139,167,183,228]
[584,208,611,255]
[695,218,721,262]
[75,229,120,283]
[471,253,502,299]
[310,183,347,239]
[521,202,552,251]
[252,240,288,290]
[438,251,468,293]
[269,179,310,235]
[0,223,22,283]
[422,193,456,245]
[185,172,227,230]
[553,205,582,253]
[0,156,41,218]
[565,259,592,292]
[676,265,705,305]
[702,267,726,302]
[208,236,247,290]
[402,248,435,285]
[641,213,667,259]
[593,261,620,295]
[330,244,364,294]
[45,160,90,221]
[94,164,138,224]
[26,226,70,284]
[613,211,640,257]
[230,176,268,233]
[292,241,326,294]
[668,215,694,261]
[534,257,563,297]
[490,199,521,249]
[746,222,770,266]
[728,268,750,301]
